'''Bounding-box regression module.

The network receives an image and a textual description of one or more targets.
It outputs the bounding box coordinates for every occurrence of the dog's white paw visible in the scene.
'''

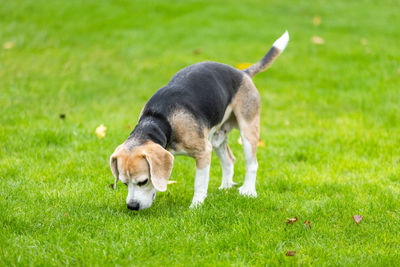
[238,185,257,197]
[190,195,206,208]
[218,181,238,190]
[190,199,204,208]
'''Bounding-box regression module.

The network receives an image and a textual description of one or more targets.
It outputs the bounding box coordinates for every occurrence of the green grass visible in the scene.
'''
[1,0,400,265]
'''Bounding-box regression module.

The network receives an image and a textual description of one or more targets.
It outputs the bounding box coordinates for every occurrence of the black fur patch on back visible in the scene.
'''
[129,62,244,147]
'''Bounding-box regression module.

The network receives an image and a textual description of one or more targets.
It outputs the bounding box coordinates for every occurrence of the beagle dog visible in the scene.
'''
[110,31,289,210]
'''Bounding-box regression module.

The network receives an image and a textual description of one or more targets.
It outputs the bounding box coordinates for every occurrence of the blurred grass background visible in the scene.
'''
[1,0,400,265]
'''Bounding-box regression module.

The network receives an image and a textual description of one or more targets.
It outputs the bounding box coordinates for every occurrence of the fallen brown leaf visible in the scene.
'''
[353,215,363,224]
[257,139,265,147]
[124,125,131,129]
[3,41,14,49]
[313,16,321,26]
[311,36,325,45]
[167,180,177,184]
[59,113,66,119]
[285,217,298,225]
[303,220,312,229]
[286,251,296,256]
[193,48,202,55]
[360,38,368,46]
[235,62,252,70]
[95,124,107,138]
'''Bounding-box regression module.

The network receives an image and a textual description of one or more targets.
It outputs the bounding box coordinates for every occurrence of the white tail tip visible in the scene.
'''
[272,30,289,52]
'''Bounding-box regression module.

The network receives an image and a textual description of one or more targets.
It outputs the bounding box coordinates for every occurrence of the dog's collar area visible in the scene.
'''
[129,116,171,149]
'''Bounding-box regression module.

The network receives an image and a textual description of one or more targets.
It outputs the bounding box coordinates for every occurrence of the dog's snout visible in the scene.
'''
[127,201,140,210]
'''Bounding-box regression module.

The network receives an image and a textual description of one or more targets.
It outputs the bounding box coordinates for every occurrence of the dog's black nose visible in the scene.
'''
[127,201,140,211]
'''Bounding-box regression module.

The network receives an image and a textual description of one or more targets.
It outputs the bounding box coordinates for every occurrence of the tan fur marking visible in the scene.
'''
[225,143,236,163]
[168,110,208,155]
[231,76,261,159]
[195,141,212,169]
[242,116,260,159]
[111,145,150,181]
[232,76,260,121]
[168,110,212,169]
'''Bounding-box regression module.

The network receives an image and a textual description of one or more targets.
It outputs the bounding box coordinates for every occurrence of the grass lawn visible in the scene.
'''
[1,0,400,265]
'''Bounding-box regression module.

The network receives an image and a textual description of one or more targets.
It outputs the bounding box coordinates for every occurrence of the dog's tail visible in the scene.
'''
[244,31,289,78]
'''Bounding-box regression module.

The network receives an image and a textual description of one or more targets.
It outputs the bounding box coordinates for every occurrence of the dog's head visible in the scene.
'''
[110,141,174,210]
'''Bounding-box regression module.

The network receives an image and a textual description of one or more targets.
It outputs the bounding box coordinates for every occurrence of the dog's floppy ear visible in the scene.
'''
[110,154,119,189]
[142,142,174,192]
[110,145,125,189]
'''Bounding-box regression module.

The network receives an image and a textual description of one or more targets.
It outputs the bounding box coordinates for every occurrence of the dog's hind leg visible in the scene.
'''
[233,76,260,197]
[211,120,237,189]
[238,125,259,197]
[214,140,237,189]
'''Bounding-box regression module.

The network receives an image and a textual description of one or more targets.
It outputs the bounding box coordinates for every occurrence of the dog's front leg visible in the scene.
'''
[190,141,212,208]
[190,165,210,208]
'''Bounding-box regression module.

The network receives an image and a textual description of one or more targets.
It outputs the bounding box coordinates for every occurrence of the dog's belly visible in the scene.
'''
[208,105,232,136]
[209,105,235,147]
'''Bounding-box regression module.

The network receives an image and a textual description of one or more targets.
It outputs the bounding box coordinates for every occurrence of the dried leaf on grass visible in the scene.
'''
[311,36,325,45]
[257,139,265,147]
[303,220,312,229]
[235,63,252,70]
[95,124,107,138]
[360,38,368,46]
[193,48,202,55]
[285,217,298,225]
[3,41,14,49]
[286,251,296,256]
[353,215,363,224]
[313,16,322,26]
[167,180,177,184]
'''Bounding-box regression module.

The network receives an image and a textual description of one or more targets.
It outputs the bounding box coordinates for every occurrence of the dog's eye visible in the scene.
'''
[137,179,148,186]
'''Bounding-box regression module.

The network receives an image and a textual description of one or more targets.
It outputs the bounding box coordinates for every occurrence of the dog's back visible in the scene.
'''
[143,62,244,128]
